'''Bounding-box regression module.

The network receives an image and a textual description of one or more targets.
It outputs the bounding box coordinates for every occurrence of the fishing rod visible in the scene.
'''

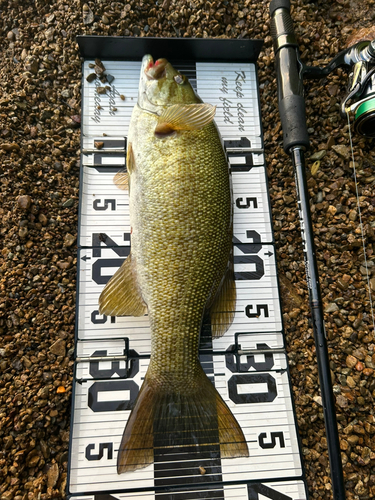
[269,0,375,498]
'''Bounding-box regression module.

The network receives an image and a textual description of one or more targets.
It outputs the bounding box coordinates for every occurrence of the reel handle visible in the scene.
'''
[270,0,310,153]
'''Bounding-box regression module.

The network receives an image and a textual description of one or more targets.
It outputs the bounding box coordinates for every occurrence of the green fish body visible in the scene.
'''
[99,55,248,473]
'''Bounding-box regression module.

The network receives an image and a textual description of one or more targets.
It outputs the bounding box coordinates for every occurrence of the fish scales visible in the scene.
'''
[99,55,248,473]
[130,111,231,386]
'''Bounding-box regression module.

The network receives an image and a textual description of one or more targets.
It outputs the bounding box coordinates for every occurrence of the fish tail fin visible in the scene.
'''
[117,377,155,473]
[117,367,248,474]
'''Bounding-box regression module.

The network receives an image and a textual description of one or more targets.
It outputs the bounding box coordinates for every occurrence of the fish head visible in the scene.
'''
[138,55,200,112]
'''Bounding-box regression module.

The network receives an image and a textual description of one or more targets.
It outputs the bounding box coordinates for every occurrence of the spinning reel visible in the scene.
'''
[338,40,375,137]
[301,37,375,138]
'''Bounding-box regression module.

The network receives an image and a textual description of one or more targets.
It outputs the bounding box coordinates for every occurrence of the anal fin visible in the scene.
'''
[99,253,147,317]
[209,254,236,338]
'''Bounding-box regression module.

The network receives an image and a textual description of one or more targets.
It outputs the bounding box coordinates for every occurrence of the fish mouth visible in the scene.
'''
[142,55,168,80]
[138,54,180,112]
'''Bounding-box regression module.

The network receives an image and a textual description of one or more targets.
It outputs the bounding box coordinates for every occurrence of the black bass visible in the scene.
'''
[99,55,249,473]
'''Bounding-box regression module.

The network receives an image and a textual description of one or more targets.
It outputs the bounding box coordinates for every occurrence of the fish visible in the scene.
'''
[99,54,249,473]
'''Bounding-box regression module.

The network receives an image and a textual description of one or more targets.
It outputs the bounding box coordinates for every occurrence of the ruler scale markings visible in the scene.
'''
[70,54,308,500]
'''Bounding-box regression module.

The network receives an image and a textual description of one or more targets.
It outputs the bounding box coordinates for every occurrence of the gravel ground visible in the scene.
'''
[0,0,375,499]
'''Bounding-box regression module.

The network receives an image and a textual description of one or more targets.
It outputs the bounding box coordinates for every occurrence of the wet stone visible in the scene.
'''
[50,339,66,357]
[337,277,350,291]
[18,227,28,238]
[83,4,94,24]
[2,142,20,152]
[346,355,358,368]
[37,386,50,399]
[38,213,48,225]
[46,462,59,488]
[63,233,76,247]
[86,73,97,83]
[1,491,14,500]
[310,149,326,161]
[24,56,39,74]
[26,453,40,468]
[332,144,350,160]
[62,199,74,208]
[3,435,13,449]
[346,376,356,388]
[336,395,349,408]
[45,27,55,42]
[349,209,357,221]
[354,480,367,496]
[325,302,339,313]
[347,434,359,446]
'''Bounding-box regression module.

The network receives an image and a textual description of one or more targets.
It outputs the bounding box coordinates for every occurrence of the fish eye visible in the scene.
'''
[174,74,184,85]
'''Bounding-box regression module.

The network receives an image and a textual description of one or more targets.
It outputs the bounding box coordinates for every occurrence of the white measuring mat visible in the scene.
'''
[69,52,308,500]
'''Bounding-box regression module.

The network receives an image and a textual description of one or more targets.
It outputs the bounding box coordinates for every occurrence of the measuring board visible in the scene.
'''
[69,37,308,500]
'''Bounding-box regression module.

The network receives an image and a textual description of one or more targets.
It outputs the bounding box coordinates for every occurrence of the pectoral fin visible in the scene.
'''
[113,169,129,190]
[99,253,147,317]
[155,103,216,135]
[126,142,135,174]
[113,143,134,190]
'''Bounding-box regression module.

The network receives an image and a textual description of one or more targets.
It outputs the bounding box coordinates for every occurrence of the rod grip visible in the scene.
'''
[270,0,291,18]
[270,0,310,153]
[279,93,310,153]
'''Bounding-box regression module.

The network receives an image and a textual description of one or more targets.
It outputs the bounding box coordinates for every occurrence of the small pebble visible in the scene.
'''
[17,195,32,210]
[86,73,97,83]
[310,150,326,161]
[62,199,74,208]
[2,142,20,152]
[325,302,339,313]
[83,4,94,24]
[332,144,350,160]
[50,339,66,357]
[47,463,60,488]
[63,233,76,247]
[336,395,349,408]
[346,355,358,369]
